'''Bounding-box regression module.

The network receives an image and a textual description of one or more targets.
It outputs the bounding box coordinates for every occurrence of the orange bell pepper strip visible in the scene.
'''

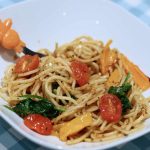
[100,40,117,74]
[120,54,150,91]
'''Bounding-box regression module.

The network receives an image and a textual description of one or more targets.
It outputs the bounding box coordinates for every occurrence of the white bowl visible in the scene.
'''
[0,0,150,149]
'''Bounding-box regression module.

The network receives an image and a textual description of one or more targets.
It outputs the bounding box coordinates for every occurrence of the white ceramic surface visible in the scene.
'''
[0,0,150,149]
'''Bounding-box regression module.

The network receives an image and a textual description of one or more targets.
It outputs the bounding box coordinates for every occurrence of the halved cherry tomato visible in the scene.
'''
[24,114,53,135]
[14,55,40,73]
[70,60,89,86]
[99,94,122,123]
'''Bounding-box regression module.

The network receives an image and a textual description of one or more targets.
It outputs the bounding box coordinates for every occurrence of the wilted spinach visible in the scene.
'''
[8,95,64,119]
[108,73,132,114]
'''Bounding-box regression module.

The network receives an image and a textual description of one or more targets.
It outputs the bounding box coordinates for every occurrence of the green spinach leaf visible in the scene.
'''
[108,73,132,114]
[11,95,64,119]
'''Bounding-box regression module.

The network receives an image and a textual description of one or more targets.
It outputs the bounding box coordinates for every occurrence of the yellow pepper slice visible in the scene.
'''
[59,113,92,141]
[106,69,121,87]
[100,40,117,74]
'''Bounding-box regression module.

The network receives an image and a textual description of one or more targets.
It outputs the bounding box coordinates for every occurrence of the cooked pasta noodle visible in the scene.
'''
[0,36,150,144]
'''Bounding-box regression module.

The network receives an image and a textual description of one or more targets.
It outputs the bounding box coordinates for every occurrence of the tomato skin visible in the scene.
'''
[71,60,89,86]
[14,55,40,73]
[99,94,122,123]
[24,114,53,135]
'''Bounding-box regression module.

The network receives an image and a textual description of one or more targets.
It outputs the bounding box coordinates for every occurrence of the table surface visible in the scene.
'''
[0,0,150,149]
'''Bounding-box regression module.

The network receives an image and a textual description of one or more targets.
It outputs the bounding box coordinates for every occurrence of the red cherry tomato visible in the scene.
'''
[24,114,52,135]
[14,55,40,73]
[70,60,89,86]
[99,94,122,123]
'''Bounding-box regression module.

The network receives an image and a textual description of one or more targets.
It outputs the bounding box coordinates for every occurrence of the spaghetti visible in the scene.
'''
[0,36,150,144]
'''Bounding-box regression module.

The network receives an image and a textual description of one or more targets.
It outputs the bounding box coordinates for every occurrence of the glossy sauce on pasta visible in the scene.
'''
[0,36,150,145]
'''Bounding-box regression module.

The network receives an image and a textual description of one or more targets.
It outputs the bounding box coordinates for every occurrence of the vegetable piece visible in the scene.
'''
[108,74,132,114]
[14,55,40,73]
[123,72,131,84]
[59,113,92,141]
[100,40,117,74]
[99,94,122,123]
[106,69,121,87]
[24,114,52,135]
[12,95,64,119]
[108,85,131,114]
[120,54,150,91]
[71,60,90,86]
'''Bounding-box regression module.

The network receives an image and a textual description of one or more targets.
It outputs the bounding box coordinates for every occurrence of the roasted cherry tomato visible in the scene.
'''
[99,94,122,123]
[14,55,39,73]
[24,114,52,135]
[70,60,89,86]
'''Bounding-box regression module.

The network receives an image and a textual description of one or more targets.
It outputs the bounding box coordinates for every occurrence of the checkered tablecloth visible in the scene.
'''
[0,0,150,150]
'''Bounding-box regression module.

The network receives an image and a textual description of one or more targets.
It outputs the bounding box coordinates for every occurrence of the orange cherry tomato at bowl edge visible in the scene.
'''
[24,114,53,135]
[99,94,122,123]
[71,60,89,86]
[14,55,40,73]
